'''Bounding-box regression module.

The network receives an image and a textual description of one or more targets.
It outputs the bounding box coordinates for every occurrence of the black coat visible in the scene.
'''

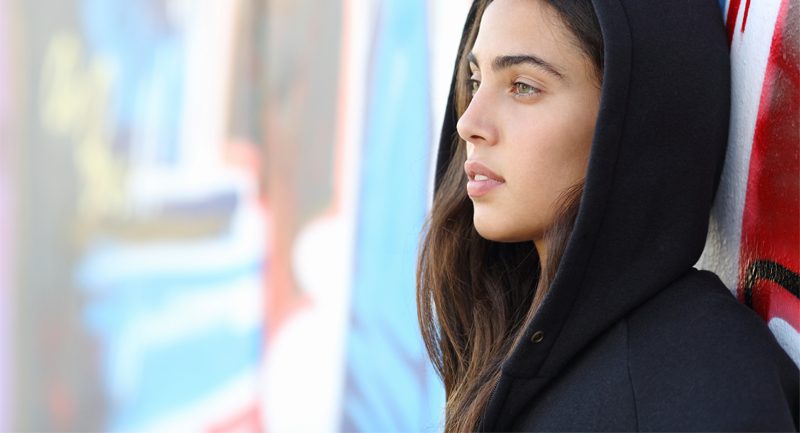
[434,0,800,431]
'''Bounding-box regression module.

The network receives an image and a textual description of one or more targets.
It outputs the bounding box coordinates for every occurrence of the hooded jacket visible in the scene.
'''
[434,0,800,431]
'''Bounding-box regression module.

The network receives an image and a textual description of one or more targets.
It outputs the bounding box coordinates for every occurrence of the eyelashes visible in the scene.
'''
[513,82,541,96]
[468,78,480,96]
[466,76,542,98]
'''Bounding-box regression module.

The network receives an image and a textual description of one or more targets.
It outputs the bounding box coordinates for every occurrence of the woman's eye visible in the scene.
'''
[513,82,540,96]
[468,79,480,95]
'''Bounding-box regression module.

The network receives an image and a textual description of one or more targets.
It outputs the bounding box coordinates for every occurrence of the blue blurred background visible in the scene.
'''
[0,0,470,431]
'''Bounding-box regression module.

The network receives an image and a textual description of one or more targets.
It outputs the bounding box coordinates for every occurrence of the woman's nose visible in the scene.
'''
[456,89,497,146]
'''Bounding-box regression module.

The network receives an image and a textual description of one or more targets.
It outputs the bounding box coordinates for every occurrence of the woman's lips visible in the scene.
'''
[464,160,505,198]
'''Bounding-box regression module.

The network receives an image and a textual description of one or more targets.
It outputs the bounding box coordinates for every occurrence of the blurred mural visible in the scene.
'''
[3,0,797,432]
[17,0,269,431]
[5,0,468,431]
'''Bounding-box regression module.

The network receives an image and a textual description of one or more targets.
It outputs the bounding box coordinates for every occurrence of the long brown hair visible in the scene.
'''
[416,1,603,431]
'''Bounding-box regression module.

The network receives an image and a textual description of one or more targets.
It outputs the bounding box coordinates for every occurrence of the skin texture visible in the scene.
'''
[457,0,601,264]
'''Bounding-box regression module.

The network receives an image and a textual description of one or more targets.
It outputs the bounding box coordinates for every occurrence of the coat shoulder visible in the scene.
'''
[625,269,799,432]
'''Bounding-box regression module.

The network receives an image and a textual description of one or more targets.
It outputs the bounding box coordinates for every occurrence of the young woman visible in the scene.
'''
[417,0,799,431]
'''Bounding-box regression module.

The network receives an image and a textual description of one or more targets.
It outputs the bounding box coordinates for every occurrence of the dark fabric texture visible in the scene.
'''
[434,0,800,431]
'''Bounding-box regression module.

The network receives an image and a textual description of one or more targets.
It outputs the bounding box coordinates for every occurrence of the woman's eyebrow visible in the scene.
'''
[467,52,565,81]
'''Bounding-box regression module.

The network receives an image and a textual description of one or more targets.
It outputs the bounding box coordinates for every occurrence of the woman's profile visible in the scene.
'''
[416,0,799,431]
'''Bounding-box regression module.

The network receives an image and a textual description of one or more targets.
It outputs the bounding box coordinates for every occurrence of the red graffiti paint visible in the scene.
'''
[737,0,800,330]
[726,0,752,44]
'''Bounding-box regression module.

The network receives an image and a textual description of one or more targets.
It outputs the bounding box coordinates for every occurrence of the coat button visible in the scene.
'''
[530,330,545,343]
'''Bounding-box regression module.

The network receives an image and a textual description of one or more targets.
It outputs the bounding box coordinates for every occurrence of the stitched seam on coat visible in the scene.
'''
[625,318,640,431]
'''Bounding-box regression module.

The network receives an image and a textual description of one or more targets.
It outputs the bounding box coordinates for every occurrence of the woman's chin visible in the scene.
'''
[473,216,535,243]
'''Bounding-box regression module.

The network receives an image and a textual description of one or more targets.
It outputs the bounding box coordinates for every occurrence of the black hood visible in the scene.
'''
[435,0,730,428]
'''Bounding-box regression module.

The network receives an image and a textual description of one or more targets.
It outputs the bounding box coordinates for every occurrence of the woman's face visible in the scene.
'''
[457,0,600,247]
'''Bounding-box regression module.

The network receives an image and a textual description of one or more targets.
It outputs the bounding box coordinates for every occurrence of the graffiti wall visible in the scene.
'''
[698,0,799,366]
[16,0,266,431]
[6,0,468,431]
